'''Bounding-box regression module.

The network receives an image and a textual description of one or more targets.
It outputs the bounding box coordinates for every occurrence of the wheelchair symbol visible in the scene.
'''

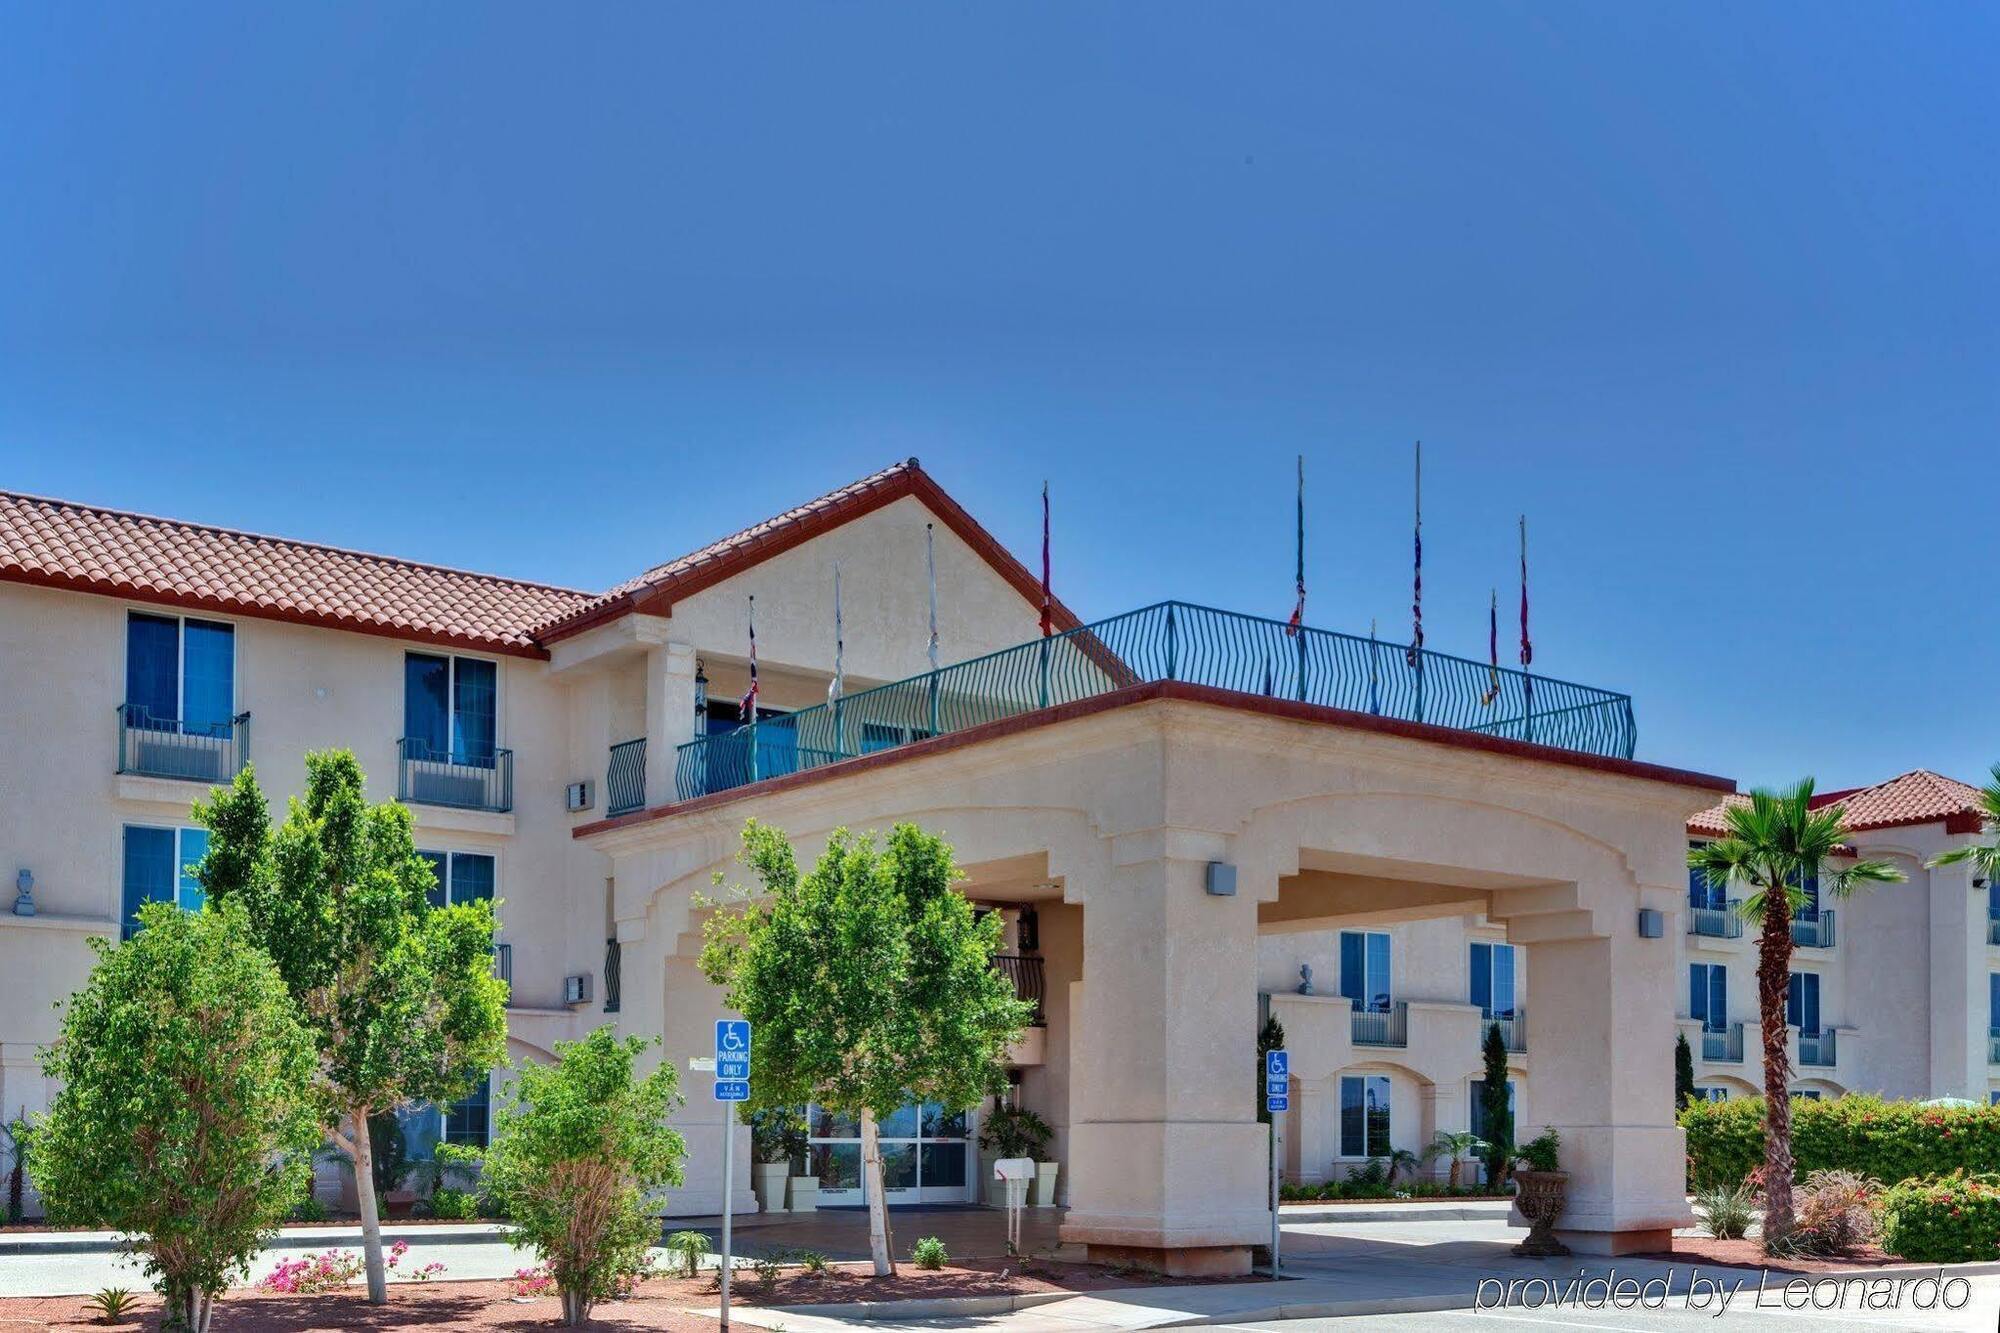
[715,1019,751,1056]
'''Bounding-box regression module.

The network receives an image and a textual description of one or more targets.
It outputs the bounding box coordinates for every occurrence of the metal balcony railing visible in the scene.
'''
[397,738,513,813]
[1988,919,2000,948]
[1351,1001,1410,1047]
[1989,1028,2000,1066]
[1791,910,1836,949]
[493,943,513,1008]
[1484,1010,1527,1053]
[117,704,250,783]
[994,954,1046,1026]
[606,738,647,816]
[603,938,622,1014]
[1701,1022,1745,1063]
[1797,1028,1837,1068]
[672,601,1636,801]
[1688,901,1743,939]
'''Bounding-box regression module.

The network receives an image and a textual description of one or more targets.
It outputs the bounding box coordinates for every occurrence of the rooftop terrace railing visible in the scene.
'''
[672,601,1637,803]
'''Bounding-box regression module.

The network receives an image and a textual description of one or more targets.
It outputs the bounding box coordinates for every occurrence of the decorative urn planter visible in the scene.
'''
[1511,1170,1571,1256]
[787,1175,819,1212]
[1033,1160,1060,1207]
[752,1162,790,1213]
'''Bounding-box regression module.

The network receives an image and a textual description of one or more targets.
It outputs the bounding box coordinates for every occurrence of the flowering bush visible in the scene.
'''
[257,1240,444,1293]
[513,1265,556,1298]
[1880,1172,2000,1263]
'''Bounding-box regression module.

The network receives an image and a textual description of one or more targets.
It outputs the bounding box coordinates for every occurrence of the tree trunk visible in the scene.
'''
[859,1106,897,1276]
[1757,889,1797,1247]
[561,1288,589,1326]
[349,1111,390,1303]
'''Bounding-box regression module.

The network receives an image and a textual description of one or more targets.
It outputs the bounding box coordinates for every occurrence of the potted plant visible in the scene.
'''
[979,1104,1055,1207]
[743,1107,808,1214]
[1510,1129,1569,1257]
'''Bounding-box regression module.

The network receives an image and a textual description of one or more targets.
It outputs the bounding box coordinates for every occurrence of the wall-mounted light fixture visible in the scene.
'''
[1205,862,1237,896]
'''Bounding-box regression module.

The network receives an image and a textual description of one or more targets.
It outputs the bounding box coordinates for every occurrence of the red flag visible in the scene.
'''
[1039,481,1053,637]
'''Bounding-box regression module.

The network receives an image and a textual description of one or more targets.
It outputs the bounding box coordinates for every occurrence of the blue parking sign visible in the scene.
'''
[1266,1094,1289,1113]
[714,1079,751,1102]
[716,1019,751,1058]
[1265,1049,1288,1079]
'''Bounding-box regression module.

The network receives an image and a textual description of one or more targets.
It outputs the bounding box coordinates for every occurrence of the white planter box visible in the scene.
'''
[787,1176,819,1212]
[753,1163,789,1213]
[1033,1161,1060,1207]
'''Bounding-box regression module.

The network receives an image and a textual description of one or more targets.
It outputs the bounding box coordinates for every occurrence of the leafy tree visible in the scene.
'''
[195,752,509,1303]
[1689,779,1903,1246]
[1928,764,2000,882]
[1479,1022,1512,1188]
[701,820,1031,1276]
[1256,1013,1286,1126]
[30,902,321,1333]
[1675,1031,1697,1113]
[483,1027,685,1326]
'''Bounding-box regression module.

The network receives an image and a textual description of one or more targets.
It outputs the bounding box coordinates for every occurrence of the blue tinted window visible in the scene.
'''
[1690,963,1727,1031]
[1469,1079,1516,1141]
[121,826,176,939]
[404,654,451,759]
[125,613,180,723]
[1787,972,1820,1033]
[177,828,208,912]
[1340,931,1392,1012]
[450,853,494,905]
[445,1073,491,1146]
[1470,942,1515,1019]
[419,850,449,909]
[1340,1074,1391,1157]
[452,658,497,765]
[181,620,234,732]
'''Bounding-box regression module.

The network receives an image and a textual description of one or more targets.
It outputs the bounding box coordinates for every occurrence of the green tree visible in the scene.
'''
[483,1027,685,1326]
[1689,779,1903,1246]
[1675,1031,1697,1113]
[1423,1131,1488,1190]
[30,902,321,1333]
[1478,1022,1513,1188]
[701,820,1031,1276]
[195,752,509,1303]
[1928,764,2000,882]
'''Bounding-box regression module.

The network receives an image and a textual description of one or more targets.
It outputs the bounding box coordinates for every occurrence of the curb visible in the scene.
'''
[1277,1203,1512,1224]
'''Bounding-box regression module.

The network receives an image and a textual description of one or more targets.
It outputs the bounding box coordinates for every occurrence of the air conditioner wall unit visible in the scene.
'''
[563,973,594,1006]
[565,780,594,813]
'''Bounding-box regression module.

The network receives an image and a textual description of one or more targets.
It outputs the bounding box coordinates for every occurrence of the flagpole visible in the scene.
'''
[1367,617,1380,715]
[1519,515,1534,744]
[1408,442,1425,724]
[829,563,845,757]
[926,524,941,736]
[744,595,758,784]
[1292,455,1307,702]
[1038,482,1052,709]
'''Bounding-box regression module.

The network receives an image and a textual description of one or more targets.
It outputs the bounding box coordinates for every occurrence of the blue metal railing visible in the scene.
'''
[671,601,1637,802]
[1689,901,1744,939]
[1351,1001,1409,1047]
[606,738,648,816]
[117,704,250,783]
[1702,1022,1745,1063]
[397,738,514,813]
[1791,910,1835,949]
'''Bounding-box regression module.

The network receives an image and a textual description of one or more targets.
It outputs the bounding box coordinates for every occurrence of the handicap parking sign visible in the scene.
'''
[1266,1094,1289,1113]
[714,1079,751,1102]
[1265,1049,1288,1079]
[716,1019,751,1057]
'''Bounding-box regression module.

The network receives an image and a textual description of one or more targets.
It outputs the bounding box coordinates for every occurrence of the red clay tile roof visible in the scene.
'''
[0,459,1079,658]
[0,490,596,655]
[1687,770,1984,838]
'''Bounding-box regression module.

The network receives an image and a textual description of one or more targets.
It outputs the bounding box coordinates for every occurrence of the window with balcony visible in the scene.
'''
[120,612,244,780]
[1469,942,1517,1019]
[1339,1074,1391,1158]
[401,653,510,810]
[1340,930,1393,1013]
[1787,970,1822,1034]
[1687,841,1724,912]
[121,824,208,939]
[1689,962,1728,1031]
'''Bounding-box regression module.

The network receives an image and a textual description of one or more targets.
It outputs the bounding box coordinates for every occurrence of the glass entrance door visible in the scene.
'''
[806,1102,976,1205]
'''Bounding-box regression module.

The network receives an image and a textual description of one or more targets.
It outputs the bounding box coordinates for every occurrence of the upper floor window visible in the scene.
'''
[126,613,234,732]
[1689,962,1728,1031]
[121,824,207,939]
[1787,970,1822,1034]
[1469,942,1517,1020]
[1990,973,2000,1032]
[404,653,496,767]
[1787,866,1822,922]
[1687,841,1725,912]
[419,850,495,910]
[1340,930,1393,1013]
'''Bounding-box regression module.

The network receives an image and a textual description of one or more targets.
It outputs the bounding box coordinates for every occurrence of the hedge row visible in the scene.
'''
[1680,1095,2000,1190]
[1879,1174,2000,1263]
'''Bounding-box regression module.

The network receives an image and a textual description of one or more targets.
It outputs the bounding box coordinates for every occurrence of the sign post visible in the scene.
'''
[714,1020,752,1331]
[1264,1048,1289,1276]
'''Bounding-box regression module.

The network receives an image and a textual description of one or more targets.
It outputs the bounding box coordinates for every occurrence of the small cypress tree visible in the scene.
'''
[1479,1022,1512,1188]
[1256,1013,1286,1126]
[1675,1031,1697,1113]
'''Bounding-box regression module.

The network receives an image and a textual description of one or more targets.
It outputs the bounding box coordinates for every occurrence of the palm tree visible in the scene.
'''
[1424,1130,1489,1189]
[1689,779,1904,1247]
[1926,763,2000,882]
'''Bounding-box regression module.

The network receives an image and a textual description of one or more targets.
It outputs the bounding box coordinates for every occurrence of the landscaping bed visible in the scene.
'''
[0,1259,1270,1331]
[1643,1236,1911,1274]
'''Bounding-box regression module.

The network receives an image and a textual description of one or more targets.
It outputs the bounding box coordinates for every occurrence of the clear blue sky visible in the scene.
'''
[3,4,1994,790]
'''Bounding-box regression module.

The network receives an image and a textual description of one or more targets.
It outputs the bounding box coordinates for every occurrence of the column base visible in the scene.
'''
[1083,1244,1252,1278]
[1554,1226,1674,1257]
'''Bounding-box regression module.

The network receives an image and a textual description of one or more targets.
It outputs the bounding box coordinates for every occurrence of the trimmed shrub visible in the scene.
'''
[1681,1095,2000,1189]
[1879,1173,2000,1263]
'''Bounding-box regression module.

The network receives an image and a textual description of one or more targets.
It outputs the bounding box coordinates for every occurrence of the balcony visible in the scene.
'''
[397,739,513,813]
[606,738,647,816]
[1688,901,1743,939]
[604,938,623,1014]
[1988,919,2000,948]
[994,954,1046,1026]
[1482,1009,1527,1053]
[1797,1028,1837,1068]
[1351,1001,1410,1047]
[1791,910,1836,949]
[1990,1028,2000,1066]
[670,601,1636,802]
[493,943,513,1008]
[1701,1022,1745,1063]
[117,704,250,783]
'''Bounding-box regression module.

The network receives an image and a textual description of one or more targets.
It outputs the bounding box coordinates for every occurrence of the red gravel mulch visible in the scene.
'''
[1639,1236,1911,1274]
[0,1259,1269,1331]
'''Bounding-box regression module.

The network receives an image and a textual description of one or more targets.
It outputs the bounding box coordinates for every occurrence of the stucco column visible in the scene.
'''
[656,949,756,1218]
[1928,863,1986,1100]
[1520,915,1688,1254]
[644,642,699,809]
[1060,847,1269,1276]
